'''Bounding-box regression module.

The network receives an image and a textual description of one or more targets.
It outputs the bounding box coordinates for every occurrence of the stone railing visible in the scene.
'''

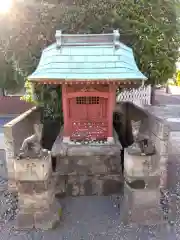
[3,107,41,191]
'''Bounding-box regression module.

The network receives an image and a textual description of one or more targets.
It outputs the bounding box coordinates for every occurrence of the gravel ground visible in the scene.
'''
[0,185,178,240]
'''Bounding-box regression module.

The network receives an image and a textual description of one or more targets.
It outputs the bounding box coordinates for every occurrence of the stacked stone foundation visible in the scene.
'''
[14,152,61,230]
[52,129,123,197]
[54,155,123,197]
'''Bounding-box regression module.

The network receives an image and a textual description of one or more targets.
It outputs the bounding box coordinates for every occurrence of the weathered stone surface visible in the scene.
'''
[124,150,159,178]
[150,133,168,156]
[15,210,34,230]
[4,139,17,191]
[122,182,164,225]
[17,179,55,194]
[18,190,54,211]
[168,193,177,223]
[4,107,40,191]
[52,131,123,197]
[166,154,180,194]
[55,155,122,175]
[125,175,161,189]
[14,155,52,181]
[66,174,123,196]
[7,179,17,192]
[53,174,67,195]
[138,117,149,137]
[168,131,180,155]
[51,127,121,157]
[34,211,59,230]
[15,200,61,230]
[148,116,169,140]
[34,200,61,230]
[124,149,167,175]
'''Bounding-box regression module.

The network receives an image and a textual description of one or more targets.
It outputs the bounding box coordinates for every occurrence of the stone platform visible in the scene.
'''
[51,128,123,196]
[14,151,61,230]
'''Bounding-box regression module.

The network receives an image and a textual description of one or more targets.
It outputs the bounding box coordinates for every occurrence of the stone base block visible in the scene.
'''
[124,174,161,189]
[14,155,52,181]
[122,182,164,225]
[34,201,61,230]
[18,190,55,211]
[8,179,17,193]
[15,210,35,230]
[66,174,123,196]
[124,149,160,178]
[53,174,67,196]
[15,200,61,230]
[55,154,122,175]
[17,179,55,194]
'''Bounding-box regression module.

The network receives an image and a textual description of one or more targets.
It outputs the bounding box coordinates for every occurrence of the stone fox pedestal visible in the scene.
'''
[122,182,163,225]
[122,148,165,225]
[14,152,61,230]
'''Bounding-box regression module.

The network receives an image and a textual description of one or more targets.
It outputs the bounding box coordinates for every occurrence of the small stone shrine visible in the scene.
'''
[28,29,147,198]
[6,30,150,229]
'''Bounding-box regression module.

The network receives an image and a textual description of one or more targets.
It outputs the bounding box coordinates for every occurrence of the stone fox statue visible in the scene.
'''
[130,120,156,156]
[18,124,43,159]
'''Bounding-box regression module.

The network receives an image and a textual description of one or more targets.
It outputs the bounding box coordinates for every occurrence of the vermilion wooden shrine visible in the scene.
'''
[28,30,147,143]
[62,83,116,142]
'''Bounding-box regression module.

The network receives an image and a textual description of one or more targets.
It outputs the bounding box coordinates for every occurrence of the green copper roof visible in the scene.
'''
[28,30,147,82]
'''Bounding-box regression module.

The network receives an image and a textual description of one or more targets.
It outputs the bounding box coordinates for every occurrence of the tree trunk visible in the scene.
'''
[150,85,155,105]
[2,88,5,96]
[0,88,5,96]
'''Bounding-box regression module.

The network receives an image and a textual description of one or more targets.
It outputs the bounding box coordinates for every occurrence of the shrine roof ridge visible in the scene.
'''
[55,30,120,48]
[28,30,147,82]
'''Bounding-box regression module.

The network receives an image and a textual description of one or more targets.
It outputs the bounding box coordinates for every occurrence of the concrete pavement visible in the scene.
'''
[155,89,180,105]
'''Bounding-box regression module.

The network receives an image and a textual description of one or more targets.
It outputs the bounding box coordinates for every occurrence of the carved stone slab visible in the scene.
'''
[124,149,159,178]
[14,154,52,181]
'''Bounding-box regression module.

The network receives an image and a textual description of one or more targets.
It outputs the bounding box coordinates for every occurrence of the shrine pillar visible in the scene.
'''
[62,84,70,143]
[108,85,116,143]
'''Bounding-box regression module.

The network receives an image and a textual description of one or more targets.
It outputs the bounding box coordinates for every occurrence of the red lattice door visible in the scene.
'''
[69,96,108,141]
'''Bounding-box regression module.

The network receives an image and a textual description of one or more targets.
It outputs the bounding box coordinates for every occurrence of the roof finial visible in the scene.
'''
[55,30,62,48]
[113,29,120,48]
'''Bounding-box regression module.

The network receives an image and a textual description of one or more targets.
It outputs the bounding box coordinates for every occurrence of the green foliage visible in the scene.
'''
[21,81,62,122]
[21,81,36,103]
[0,0,179,111]
[0,51,24,92]
[58,0,180,85]
[1,0,179,86]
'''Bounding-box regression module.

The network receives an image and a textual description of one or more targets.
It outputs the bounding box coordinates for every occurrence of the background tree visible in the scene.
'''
[0,0,179,99]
